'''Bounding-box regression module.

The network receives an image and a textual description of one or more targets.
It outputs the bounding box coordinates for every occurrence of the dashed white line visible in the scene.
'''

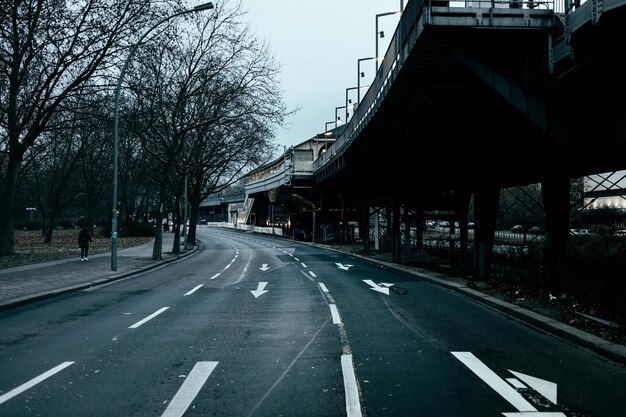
[318,283,329,293]
[184,285,203,296]
[309,271,317,278]
[210,273,220,280]
[301,263,307,268]
[329,304,342,324]
[161,361,219,417]
[0,362,75,405]
[341,355,363,417]
[129,307,169,329]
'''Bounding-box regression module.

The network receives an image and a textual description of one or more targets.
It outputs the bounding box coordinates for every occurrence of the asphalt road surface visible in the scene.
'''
[1,228,624,417]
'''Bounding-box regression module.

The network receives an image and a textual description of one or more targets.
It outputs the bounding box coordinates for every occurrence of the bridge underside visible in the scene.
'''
[311,5,626,276]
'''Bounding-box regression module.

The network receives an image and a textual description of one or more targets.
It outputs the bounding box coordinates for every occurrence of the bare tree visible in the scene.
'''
[125,0,289,258]
[0,0,164,254]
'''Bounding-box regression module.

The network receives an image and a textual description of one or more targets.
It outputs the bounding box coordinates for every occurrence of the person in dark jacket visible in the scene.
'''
[78,226,92,262]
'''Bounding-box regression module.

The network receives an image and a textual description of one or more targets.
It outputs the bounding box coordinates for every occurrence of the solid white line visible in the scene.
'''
[319,283,329,293]
[129,307,169,329]
[0,362,74,405]
[209,273,220,280]
[309,271,317,278]
[161,361,218,417]
[451,352,536,412]
[329,304,342,324]
[341,355,363,417]
[184,285,203,296]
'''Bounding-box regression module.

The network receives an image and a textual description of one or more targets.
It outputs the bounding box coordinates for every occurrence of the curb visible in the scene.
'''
[322,245,626,366]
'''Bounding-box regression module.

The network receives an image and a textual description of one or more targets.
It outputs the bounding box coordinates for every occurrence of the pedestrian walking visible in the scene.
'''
[78,226,92,261]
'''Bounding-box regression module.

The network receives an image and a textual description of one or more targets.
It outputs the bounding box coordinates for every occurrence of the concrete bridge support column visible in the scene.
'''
[392,198,401,263]
[403,210,412,265]
[455,191,472,272]
[541,174,571,286]
[361,200,370,253]
[473,183,500,281]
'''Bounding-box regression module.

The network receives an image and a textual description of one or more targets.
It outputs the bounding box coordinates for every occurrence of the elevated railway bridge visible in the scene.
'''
[242,0,626,279]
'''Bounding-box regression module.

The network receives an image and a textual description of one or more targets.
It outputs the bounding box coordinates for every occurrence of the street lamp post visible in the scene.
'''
[335,105,348,125]
[345,86,369,123]
[357,57,380,105]
[375,11,401,72]
[323,121,335,154]
[111,2,214,271]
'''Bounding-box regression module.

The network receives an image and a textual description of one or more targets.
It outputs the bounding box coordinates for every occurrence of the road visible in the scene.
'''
[1,227,624,416]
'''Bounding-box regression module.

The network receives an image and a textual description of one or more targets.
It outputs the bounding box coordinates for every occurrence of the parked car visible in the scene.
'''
[510,225,526,233]
[613,230,626,237]
[528,226,545,235]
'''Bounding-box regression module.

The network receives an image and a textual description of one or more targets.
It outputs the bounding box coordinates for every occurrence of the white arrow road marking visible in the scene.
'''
[451,352,536,412]
[161,361,218,417]
[363,280,390,295]
[0,362,74,405]
[379,283,394,288]
[506,378,527,389]
[341,354,363,417]
[129,307,169,329]
[251,282,269,298]
[336,263,353,270]
[259,263,270,271]
[508,370,558,404]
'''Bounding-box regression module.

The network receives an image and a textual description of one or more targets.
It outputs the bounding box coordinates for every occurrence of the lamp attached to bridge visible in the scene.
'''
[375,10,401,71]
[357,57,380,105]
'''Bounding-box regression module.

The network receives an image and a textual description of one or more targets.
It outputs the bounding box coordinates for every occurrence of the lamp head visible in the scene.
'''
[194,2,214,11]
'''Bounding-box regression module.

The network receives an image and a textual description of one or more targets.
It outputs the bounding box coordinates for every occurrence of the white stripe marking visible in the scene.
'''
[452,352,536,412]
[309,271,317,278]
[319,283,329,293]
[209,273,220,280]
[184,285,203,296]
[129,307,169,329]
[329,304,341,324]
[0,362,74,405]
[301,263,307,268]
[341,355,363,417]
[506,378,526,389]
[294,258,300,261]
[161,361,218,417]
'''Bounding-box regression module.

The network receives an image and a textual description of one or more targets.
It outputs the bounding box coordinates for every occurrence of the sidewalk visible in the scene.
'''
[1,230,625,365]
[0,233,196,310]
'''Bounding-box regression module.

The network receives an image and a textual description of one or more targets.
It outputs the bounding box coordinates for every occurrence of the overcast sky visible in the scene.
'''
[240,0,404,151]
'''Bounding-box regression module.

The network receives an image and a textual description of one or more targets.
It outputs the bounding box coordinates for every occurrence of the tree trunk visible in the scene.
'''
[152,201,164,261]
[0,151,22,255]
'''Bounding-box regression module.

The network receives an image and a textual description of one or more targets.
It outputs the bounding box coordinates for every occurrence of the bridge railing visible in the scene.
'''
[313,0,580,172]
